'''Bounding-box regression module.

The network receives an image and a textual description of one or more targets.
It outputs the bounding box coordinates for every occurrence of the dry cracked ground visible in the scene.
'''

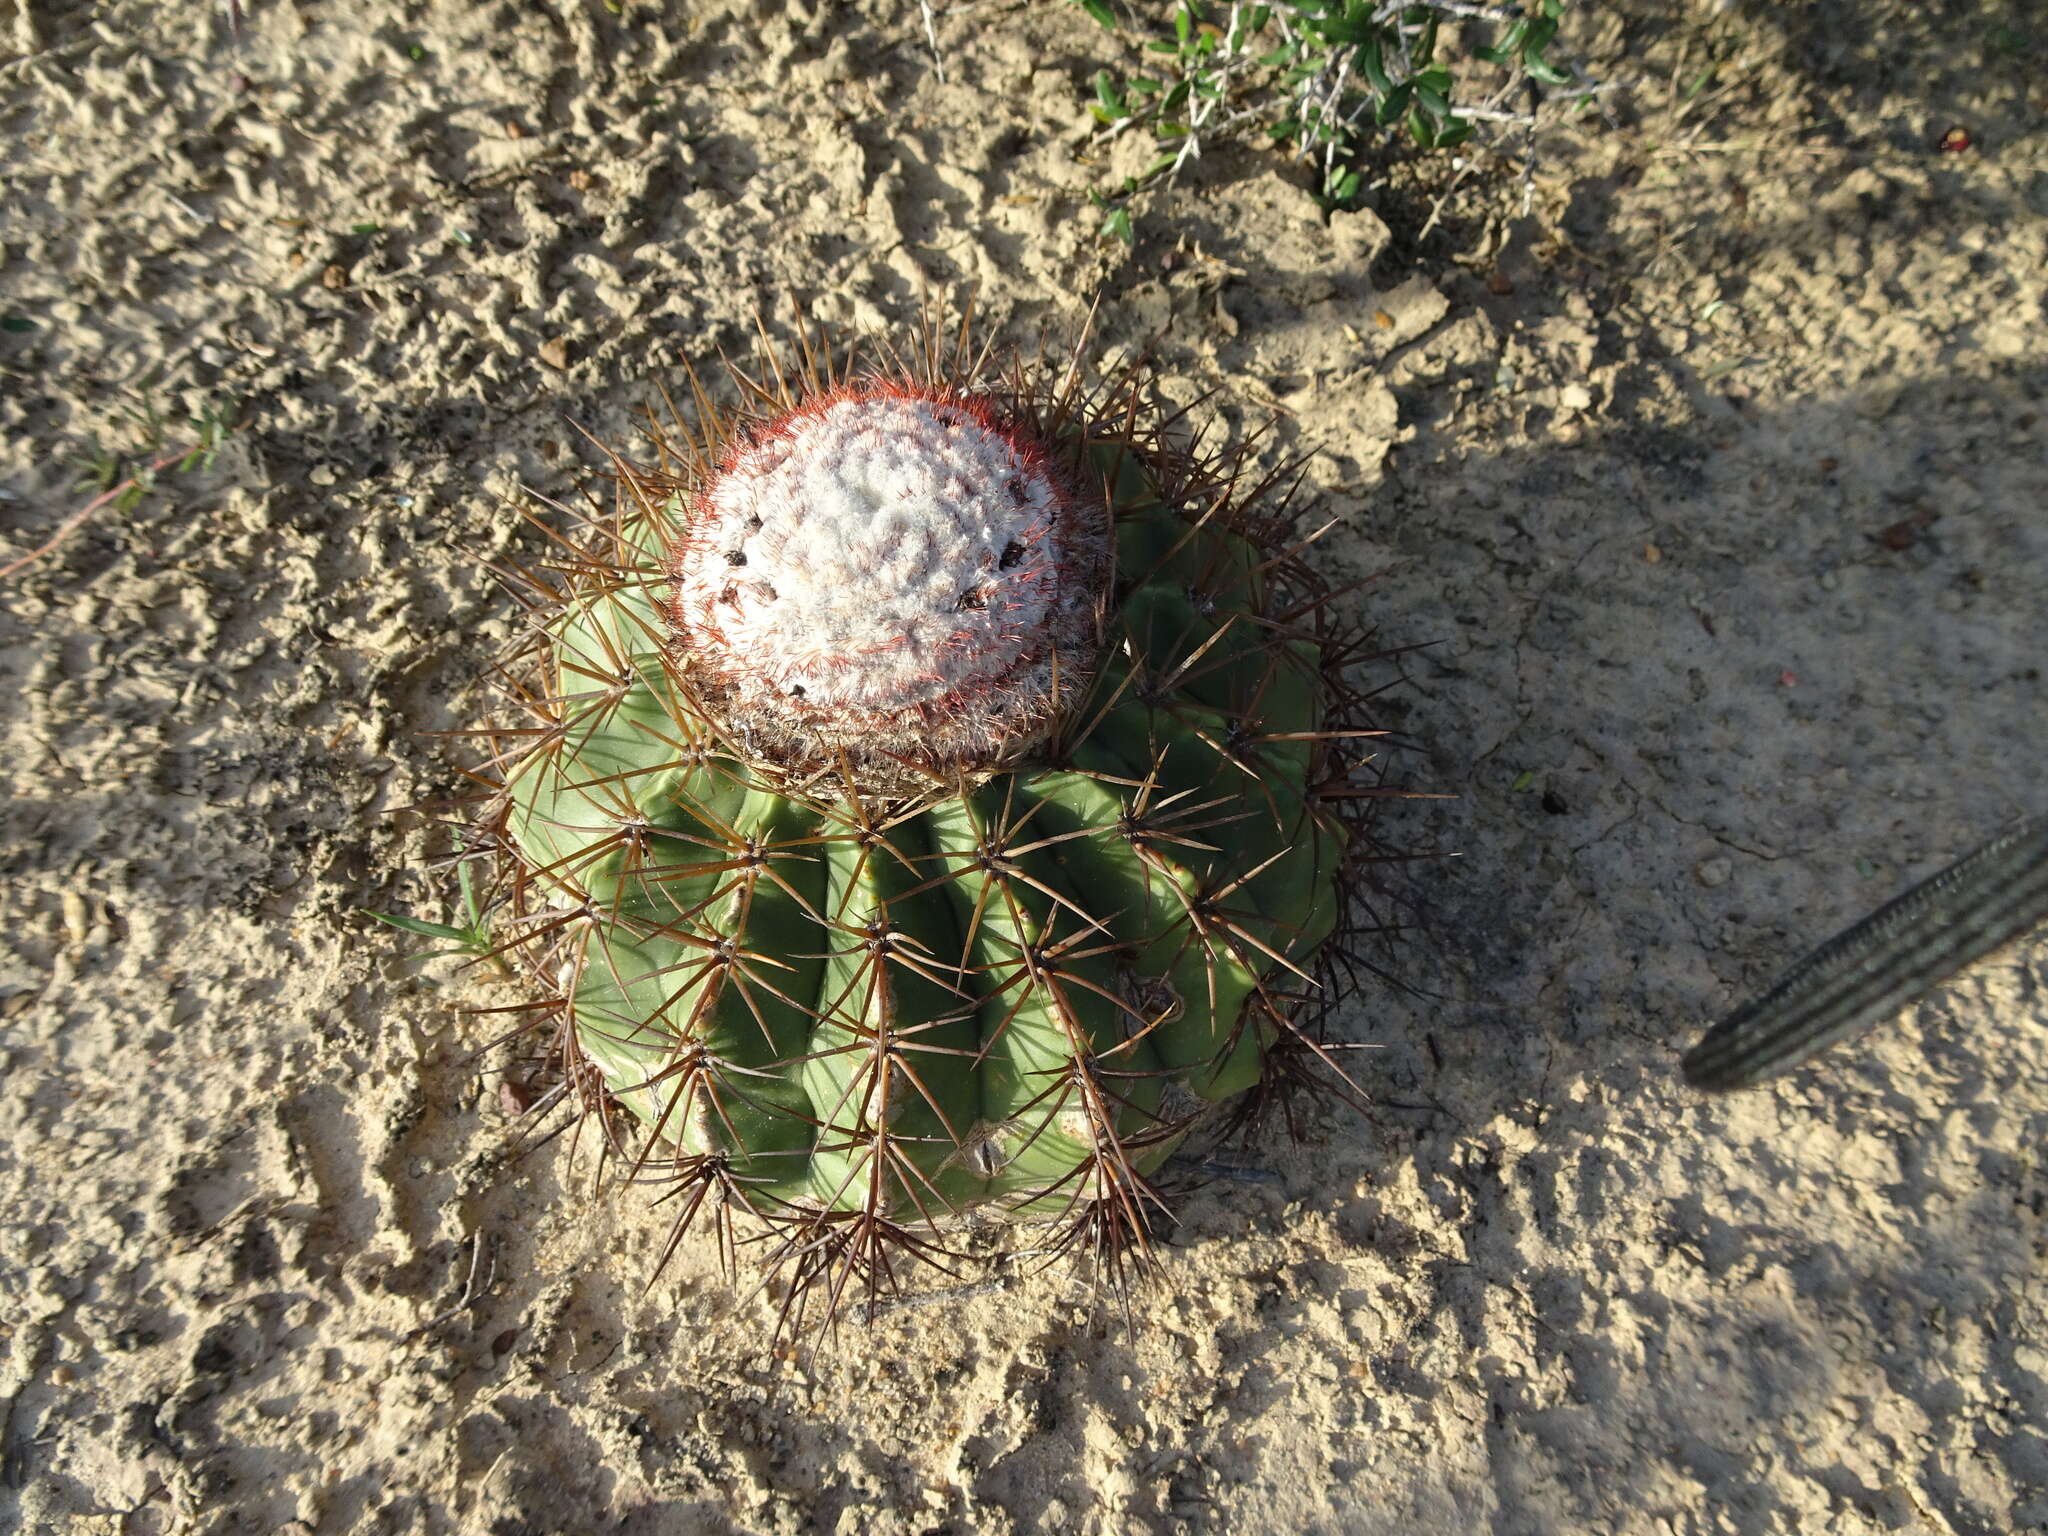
[1,1,2044,1533]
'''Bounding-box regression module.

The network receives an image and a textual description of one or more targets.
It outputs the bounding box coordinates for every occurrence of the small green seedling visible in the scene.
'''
[3,388,240,581]
[69,384,237,517]
[369,845,507,975]
[1068,0,1593,242]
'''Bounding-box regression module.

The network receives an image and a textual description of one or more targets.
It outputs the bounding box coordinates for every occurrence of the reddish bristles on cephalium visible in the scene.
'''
[426,298,1428,1341]
[667,380,1111,790]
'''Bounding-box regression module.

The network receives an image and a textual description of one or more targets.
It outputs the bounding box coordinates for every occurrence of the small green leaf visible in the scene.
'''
[1311,14,1372,44]
[1072,0,1118,27]
[0,315,33,333]
[454,855,485,931]
[1476,19,1529,64]
[369,910,483,944]
[1093,69,1127,117]
[74,453,116,493]
[1103,206,1134,245]
[1356,34,1391,93]
[1524,49,1574,87]
[351,222,383,235]
[1511,770,1538,792]
[1523,16,1574,87]
[1413,10,1441,58]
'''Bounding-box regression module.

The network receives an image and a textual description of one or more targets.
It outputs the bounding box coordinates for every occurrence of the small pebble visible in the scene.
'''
[1696,856,1733,888]
[62,891,90,946]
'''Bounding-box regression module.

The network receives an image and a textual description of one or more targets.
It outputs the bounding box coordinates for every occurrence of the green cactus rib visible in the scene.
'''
[500,435,1347,1227]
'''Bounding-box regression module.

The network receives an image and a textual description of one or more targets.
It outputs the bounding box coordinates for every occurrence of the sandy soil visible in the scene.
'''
[2,2,2044,1532]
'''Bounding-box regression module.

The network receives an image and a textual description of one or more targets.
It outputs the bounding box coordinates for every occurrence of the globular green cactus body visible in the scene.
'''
[477,321,1371,1305]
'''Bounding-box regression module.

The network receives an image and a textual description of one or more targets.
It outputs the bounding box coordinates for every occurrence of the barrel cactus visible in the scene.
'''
[460,307,1392,1325]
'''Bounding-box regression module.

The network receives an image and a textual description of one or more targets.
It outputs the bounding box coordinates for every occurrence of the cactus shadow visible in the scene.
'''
[1119,330,2045,1529]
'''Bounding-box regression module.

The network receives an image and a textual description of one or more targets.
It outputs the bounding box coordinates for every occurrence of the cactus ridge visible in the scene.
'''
[457,307,1408,1332]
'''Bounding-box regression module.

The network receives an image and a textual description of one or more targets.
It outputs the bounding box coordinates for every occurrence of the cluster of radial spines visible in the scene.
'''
[450,305,1416,1334]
